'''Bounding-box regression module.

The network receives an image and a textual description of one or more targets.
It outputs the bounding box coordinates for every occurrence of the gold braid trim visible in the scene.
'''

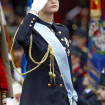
[10,28,52,76]
[29,35,52,64]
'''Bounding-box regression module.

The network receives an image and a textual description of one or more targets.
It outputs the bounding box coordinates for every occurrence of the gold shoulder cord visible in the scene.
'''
[10,27,52,76]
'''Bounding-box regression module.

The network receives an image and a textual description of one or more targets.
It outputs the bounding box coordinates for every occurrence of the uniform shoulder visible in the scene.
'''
[56,23,69,32]
[55,23,70,39]
[56,23,66,27]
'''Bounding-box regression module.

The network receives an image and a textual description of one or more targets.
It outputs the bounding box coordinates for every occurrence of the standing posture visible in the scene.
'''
[11,0,78,105]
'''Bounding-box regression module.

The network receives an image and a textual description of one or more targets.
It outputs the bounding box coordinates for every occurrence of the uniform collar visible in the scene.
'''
[37,17,58,32]
[84,88,91,94]
[53,21,59,32]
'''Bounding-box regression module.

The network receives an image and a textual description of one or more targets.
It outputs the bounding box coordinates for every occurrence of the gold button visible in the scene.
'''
[58,31,62,34]
[60,75,63,78]
[29,24,32,27]
[48,84,51,87]
[61,38,64,41]
[33,18,35,20]
[60,84,63,87]
[31,21,34,23]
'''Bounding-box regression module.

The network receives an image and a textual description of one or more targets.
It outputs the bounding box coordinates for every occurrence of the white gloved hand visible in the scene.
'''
[31,0,48,13]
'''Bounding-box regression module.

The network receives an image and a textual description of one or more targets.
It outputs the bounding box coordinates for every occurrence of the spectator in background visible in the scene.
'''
[10,0,26,25]
[71,27,88,68]
[7,9,26,26]
[10,0,26,15]
[77,74,101,105]
[2,0,27,26]
[71,27,88,49]
[71,45,86,95]
[13,41,23,67]
[65,1,89,34]
[97,69,105,105]
[1,0,14,20]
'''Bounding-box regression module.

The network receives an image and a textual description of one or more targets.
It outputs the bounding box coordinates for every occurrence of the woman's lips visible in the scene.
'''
[51,5,57,8]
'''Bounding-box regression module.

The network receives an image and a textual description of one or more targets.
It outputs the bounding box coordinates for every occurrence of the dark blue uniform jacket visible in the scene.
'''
[16,13,73,105]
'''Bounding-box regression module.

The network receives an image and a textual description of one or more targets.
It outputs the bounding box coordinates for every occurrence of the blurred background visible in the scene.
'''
[0,0,105,105]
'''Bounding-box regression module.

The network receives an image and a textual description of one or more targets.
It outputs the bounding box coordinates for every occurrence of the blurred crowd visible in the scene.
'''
[1,0,105,105]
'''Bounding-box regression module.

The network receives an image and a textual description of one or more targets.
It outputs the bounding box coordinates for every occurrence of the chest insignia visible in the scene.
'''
[61,37,69,47]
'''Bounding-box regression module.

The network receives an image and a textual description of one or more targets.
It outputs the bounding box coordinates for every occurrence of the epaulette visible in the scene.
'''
[56,23,66,27]
[56,23,69,34]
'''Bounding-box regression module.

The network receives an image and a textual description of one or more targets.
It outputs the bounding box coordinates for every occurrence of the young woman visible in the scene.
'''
[12,0,78,105]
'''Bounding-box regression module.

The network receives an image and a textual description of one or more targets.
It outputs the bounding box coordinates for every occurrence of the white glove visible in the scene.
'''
[31,0,48,13]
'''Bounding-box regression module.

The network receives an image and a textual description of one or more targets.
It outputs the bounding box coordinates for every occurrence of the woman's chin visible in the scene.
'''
[50,10,59,14]
[48,7,59,13]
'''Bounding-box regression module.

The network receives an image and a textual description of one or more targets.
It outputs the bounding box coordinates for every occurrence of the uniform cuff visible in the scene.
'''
[24,13,39,28]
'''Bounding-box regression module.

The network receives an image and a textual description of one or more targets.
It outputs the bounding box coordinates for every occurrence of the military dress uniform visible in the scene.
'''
[16,13,73,105]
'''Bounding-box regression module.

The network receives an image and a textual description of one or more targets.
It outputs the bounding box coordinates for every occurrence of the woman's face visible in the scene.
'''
[41,0,59,14]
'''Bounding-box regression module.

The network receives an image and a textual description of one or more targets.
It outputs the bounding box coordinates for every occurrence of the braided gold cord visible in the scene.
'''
[49,57,53,83]
[29,35,51,64]
[10,28,51,76]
